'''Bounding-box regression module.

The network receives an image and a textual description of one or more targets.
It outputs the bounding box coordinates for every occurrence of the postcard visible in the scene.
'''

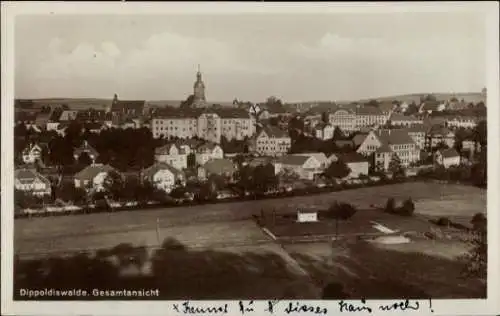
[1,1,499,316]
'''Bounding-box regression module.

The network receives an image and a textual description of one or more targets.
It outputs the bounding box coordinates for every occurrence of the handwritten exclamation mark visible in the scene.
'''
[429,298,434,313]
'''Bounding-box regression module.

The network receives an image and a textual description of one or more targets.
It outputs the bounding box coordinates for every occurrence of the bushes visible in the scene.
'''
[383,197,415,216]
[436,217,451,227]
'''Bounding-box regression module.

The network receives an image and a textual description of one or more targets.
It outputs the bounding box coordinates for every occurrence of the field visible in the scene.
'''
[284,241,485,299]
[268,209,438,238]
[15,182,486,259]
[13,182,486,299]
[15,220,272,259]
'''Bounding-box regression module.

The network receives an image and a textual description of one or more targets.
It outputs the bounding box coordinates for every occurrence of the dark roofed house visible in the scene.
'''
[198,158,236,181]
[142,162,185,193]
[76,109,107,123]
[434,148,460,168]
[337,152,369,178]
[74,164,119,191]
[110,94,145,117]
[74,140,99,163]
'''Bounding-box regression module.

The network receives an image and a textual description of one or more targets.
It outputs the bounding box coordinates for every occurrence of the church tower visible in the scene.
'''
[193,64,206,107]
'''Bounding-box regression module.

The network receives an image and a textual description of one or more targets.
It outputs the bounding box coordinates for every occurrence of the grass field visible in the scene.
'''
[15,182,485,258]
[285,241,485,299]
[15,220,272,259]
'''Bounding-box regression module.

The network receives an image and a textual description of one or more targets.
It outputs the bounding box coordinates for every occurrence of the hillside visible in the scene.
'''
[359,92,485,104]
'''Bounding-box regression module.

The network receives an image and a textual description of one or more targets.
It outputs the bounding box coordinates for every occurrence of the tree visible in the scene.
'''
[253,163,278,194]
[388,154,405,178]
[385,198,395,213]
[332,127,344,141]
[399,197,415,216]
[61,104,70,110]
[77,151,93,167]
[321,112,329,123]
[367,99,379,107]
[187,153,196,169]
[121,177,142,201]
[180,94,195,109]
[170,186,187,199]
[327,201,357,238]
[322,283,349,299]
[324,160,351,181]
[464,213,487,279]
[103,171,124,200]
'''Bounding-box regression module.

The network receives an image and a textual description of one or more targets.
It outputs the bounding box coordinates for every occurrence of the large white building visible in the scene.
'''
[151,108,255,143]
[255,126,291,156]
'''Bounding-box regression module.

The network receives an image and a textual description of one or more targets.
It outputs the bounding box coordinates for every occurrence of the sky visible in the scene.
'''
[15,11,487,103]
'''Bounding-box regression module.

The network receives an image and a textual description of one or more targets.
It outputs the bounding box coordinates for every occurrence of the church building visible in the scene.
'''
[192,65,207,108]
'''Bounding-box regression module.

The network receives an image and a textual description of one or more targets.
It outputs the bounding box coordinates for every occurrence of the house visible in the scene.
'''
[427,126,455,149]
[355,106,388,129]
[352,133,369,149]
[142,162,185,193]
[109,94,145,117]
[255,126,291,156]
[404,125,427,150]
[337,153,369,179]
[389,113,423,127]
[196,142,224,166]
[74,164,119,192]
[22,143,43,164]
[419,101,446,114]
[74,140,99,163]
[197,158,237,181]
[462,139,480,154]
[357,129,420,171]
[445,116,478,129]
[15,168,52,196]
[275,154,322,180]
[314,122,335,140]
[150,108,255,143]
[328,108,357,135]
[335,140,355,149]
[294,152,329,169]
[83,122,106,134]
[154,143,188,170]
[297,210,318,223]
[434,148,460,169]
[59,110,78,122]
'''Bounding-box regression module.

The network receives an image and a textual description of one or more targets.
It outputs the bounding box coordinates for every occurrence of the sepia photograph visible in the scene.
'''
[1,2,499,316]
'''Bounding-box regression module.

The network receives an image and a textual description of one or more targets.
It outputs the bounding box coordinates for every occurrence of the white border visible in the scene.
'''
[1,2,499,316]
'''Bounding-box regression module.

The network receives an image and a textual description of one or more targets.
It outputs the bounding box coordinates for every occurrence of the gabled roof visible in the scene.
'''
[155,143,186,155]
[197,142,221,153]
[390,113,422,122]
[15,168,51,185]
[214,108,250,119]
[74,164,117,181]
[294,152,328,163]
[429,126,454,136]
[355,106,384,116]
[111,100,145,114]
[74,141,99,158]
[375,144,392,153]
[352,133,369,147]
[338,152,368,163]
[76,109,107,122]
[259,126,289,138]
[335,140,355,147]
[375,129,415,146]
[59,110,79,121]
[278,154,311,166]
[143,162,184,179]
[377,102,395,114]
[314,122,332,130]
[420,101,442,112]
[438,148,460,158]
[200,158,236,175]
[404,125,427,133]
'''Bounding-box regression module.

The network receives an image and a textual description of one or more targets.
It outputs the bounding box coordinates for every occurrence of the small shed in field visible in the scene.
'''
[297,210,318,223]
